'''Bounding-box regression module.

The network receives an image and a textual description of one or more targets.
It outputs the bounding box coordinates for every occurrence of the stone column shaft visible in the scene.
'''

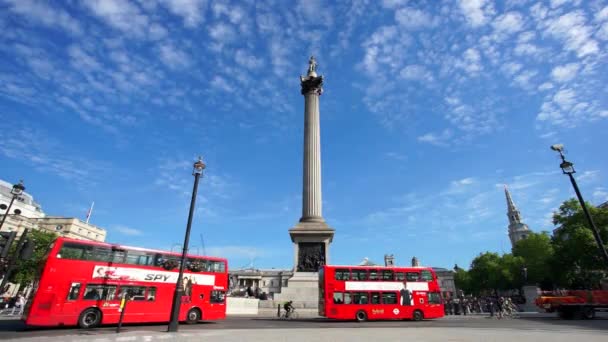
[301,91,323,222]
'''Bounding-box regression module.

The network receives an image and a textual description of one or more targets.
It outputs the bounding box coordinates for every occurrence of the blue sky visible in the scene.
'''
[1,0,607,271]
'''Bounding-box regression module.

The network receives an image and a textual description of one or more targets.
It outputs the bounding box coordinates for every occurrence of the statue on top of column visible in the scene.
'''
[308,56,317,75]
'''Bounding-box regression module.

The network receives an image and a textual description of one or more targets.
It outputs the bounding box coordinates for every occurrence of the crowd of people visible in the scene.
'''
[444,296,521,318]
[1,293,26,316]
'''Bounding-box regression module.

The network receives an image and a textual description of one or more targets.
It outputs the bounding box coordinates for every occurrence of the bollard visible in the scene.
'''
[277,304,281,318]
[116,292,129,333]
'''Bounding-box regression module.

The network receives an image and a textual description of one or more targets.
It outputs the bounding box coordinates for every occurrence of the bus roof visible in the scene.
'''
[54,236,227,262]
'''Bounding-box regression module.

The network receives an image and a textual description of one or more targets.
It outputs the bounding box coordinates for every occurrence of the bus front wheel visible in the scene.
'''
[413,310,424,321]
[78,308,102,329]
[186,308,201,324]
[355,310,367,322]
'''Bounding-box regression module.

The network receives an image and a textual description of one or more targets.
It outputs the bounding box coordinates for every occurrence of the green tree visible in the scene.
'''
[9,230,57,286]
[551,199,608,288]
[512,231,554,288]
[454,267,472,295]
[466,252,525,295]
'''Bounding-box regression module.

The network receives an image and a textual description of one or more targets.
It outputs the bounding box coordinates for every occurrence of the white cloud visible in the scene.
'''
[235,50,262,70]
[395,8,436,29]
[551,63,580,82]
[83,0,150,37]
[112,225,143,236]
[211,76,234,92]
[417,129,453,146]
[159,0,207,27]
[492,11,524,35]
[501,62,522,76]
[459,0,494,27]
[553,88,576,111]
[67,45,101,71]
[457,48,483,76]
[4,0,82,35]
[209,22,237,42]
[400,65,433,82]
[545,10,599,57]
[159,44,191,69]
[592,188,608,203]
[538,82,554,91]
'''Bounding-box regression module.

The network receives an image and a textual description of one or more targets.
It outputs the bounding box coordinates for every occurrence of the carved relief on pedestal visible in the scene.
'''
[297,242,326,272]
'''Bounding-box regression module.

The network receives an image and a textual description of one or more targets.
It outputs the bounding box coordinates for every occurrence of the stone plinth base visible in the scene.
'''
[272,272,319,309]
[522,285,541,312]
[226,297,259,315]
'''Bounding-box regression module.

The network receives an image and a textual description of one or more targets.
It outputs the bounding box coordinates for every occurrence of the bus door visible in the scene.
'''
[62,281,85,320]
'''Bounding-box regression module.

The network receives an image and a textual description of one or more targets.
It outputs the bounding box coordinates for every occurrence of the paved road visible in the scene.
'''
[1,313,607,341]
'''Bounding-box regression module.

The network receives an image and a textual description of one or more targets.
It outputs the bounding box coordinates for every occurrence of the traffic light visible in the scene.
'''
[0,231,17,259]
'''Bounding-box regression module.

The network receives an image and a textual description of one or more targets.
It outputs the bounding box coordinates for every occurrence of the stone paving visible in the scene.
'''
[4,326,607,342]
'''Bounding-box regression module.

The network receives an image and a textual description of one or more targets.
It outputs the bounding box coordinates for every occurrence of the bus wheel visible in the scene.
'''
[582,307,595,320]
[413,310,424,321]
[78,308,102,329]
[186,308,201,324]
[355,310,367,322]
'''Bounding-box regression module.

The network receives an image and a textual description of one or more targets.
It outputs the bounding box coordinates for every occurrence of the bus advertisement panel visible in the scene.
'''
[23,237,228,328]
[319,265,444,321]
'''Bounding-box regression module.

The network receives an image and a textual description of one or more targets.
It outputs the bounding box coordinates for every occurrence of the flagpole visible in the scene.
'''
[86,201,95,224]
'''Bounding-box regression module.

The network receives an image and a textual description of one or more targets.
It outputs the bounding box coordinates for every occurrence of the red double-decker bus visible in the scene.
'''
[23,237,228,328]
[319,265,444,321]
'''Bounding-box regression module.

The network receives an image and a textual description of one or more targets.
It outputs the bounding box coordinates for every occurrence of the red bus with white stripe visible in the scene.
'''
[23,237,228,328]
[319,265,444,321]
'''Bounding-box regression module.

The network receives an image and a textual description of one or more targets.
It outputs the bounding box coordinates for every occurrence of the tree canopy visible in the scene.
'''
[10,229,57,286]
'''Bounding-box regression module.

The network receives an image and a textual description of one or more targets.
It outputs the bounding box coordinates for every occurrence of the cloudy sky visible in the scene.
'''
[1,0,607,270]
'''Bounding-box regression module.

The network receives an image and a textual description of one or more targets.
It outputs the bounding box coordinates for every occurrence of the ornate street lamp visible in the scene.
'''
[550,144,608,268]
[168,157,206,332]
[0,180,26,232]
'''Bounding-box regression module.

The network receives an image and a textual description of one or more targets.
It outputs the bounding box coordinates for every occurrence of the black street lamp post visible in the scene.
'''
[167,157,206,333]
[0,180,26,232]
[550,144,608,269]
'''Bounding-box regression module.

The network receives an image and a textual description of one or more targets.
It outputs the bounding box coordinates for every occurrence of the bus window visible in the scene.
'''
[428,292,442,304]
[382,270,394,280]
[211,261,226,273]
[369,269,379,281]
[395,272,405,281]
[334,269,349,280]
[406,272,420,281]
[333,292,343,304]
[371,292,380,304]
[147,287,157,301]
[210,290,226,303]
[344,292,352,304]
[67,283,81,301]
[353,292,368,304]
[126,251,155,266]
[84,284,117,301]
[382,292,398,304]
[111,250,126,264]
[119,286,146,301]
[351,270,367,281]
[89,247,112,262]
[57,242,90,260]
[421,270,433,281]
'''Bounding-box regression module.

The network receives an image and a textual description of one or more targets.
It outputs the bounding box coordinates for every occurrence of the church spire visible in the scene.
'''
[504,185,530,249]
[504,185,521,224]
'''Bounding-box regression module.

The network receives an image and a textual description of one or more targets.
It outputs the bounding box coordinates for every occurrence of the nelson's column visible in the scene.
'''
[275,56,335,307]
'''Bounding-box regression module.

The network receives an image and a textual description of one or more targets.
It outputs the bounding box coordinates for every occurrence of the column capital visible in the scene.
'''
[300,75,323,95]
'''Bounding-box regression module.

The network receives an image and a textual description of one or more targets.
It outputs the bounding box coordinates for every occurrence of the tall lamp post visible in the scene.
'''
[550,144,608,268]
[0,180,26,231]
[167,157,206,332]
